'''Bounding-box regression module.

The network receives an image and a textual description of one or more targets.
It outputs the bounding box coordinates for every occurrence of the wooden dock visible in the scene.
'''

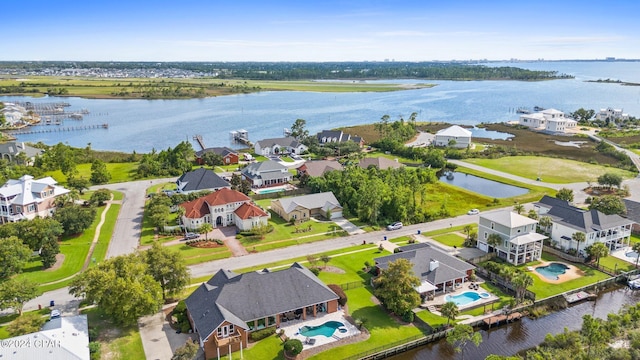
[193,135,206,150]
[563,291,596,304]
[8,124,108,135]
[483,312,522,328]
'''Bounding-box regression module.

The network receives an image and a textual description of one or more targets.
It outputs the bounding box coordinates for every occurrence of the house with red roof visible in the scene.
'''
[178,188,269,231]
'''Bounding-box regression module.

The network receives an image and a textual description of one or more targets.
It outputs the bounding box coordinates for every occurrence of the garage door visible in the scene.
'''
[477,242,488,252]
[330,210,343,219]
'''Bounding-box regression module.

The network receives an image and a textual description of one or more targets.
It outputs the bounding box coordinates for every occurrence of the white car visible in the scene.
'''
[184,232,200,240]
[50,309,61,319]
[387,222,403,231]
[467,209,480,215]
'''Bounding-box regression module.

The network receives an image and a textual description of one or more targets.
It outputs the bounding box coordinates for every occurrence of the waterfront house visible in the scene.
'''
[185,263,339,359]
[534,195,633,252]
[0,315,89,360]
[596,107,629,122]
[477,210,546,265]
[253,137,308,156]
[623,199,640,233]
[315,130,364,147]
[519,108,577,133]
[271,192,343,222]
[179,188,268,231]
[296,160,343,177]
[358,157,403,170]
[0,175,70,223]
[433,125,472,148]
[176,168,230,194]
[241,160,291,188]
[0,141,44,165]
[374,243,475,296]
[195,147,239,165]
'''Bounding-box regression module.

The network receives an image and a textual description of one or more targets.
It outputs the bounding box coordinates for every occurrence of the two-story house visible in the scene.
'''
[433,125,472,148]
[179,188,268,231]
[195,147,239,165]
[0,175,70,223]
[315,130,364,147]
[241,160,291,188]
[477,210,546,265]
[534,195,633,253]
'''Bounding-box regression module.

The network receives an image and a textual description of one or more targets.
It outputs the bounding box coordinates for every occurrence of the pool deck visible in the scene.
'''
[611,246,640,265]
[420,281,499,311]
[528,260,585,284]
[280,310,360,349]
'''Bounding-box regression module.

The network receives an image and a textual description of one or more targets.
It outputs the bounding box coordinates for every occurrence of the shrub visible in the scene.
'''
[215,239,224,245]
[402,311,414,323]
[250,327,276,342]
[283,339,303,356]
[89,341,101,360]
[310,267,321,276]
[327,284,348,306]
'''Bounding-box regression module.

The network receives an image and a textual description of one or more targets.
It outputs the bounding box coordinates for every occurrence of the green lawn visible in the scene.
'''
[431,233,465,247]
[316,248,390,285]
[165,243,232,266]
[414,309,450,328]
[89,204,121,268]
[16,202,119,290]
[46,162,138,184]
[598,254,637,273]
[365,151,422,165]
[83,307,145,360]
[463,156,636,184]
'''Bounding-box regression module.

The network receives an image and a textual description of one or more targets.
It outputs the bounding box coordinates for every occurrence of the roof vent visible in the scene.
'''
[429,260,439,271]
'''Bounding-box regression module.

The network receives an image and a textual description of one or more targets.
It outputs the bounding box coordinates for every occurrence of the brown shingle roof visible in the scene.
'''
[234,202,268,220]
[180,188,251,219]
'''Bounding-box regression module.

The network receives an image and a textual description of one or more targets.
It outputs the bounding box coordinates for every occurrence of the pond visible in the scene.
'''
[439,172,528,198]
[468,127,513,140]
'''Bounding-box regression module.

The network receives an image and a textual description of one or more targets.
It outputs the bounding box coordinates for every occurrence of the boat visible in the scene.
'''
[628,277,640,289]
[516,107,530,114]
[533,106,545,112]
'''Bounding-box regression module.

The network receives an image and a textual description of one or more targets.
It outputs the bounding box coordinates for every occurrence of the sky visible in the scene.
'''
[3,0,640,62]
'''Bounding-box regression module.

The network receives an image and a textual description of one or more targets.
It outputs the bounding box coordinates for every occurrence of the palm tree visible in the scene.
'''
[633,242,640,268]
[572,232,586,256]
[587,242,609,268]
[511,273,534,303]
[487,233,502,253]
[463,225,472,240]
[200,223,213,240]
[440,301,459,327]
[538,216,552,233]
[513,202,524,214]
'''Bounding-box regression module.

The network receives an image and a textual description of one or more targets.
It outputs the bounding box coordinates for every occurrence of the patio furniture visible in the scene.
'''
[305,337,316,345]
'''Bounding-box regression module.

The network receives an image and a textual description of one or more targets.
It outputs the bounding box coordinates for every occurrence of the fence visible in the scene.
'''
[466,252,496,264]
[343,330,452,360]
[542,245,586,263]
[340,281,366,291]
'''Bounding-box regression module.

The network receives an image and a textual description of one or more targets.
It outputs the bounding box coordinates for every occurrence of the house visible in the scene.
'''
[433,125,472,148]
[185,263,339,359]
[271,192,343,222]
[0,141,44,165]
[316,130,364,147]
[241,160,291,188]
[358,157,403,170]
[0,315,89,360]
[374,243,475,296]
[535,195,633,252]
[623,199,640,233]
[195,147,239,165]
[0,175,70,223]
[253,137,308,156]
[296,160,343,177]
[179,188,268,231]
[519,108,577,133]
[596,107,629,122]
[176,168,230,194]
[477,210,546,265]
[519,112,547,129]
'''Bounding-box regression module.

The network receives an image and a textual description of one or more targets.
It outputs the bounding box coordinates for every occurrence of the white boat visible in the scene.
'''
[628,278,640,290]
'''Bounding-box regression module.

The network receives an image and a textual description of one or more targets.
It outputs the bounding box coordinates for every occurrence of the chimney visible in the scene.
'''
[429,260,439,271]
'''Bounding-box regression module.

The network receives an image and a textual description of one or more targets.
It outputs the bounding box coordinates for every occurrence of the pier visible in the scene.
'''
[230,129,252,146]
[8,124,109,135]
[563,291,596,304]
[193,135,206,150]
[483,312,522,328]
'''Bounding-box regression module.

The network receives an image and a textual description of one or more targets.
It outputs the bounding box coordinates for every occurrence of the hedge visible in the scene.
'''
[328,284,348,306]
[249,327,276,342]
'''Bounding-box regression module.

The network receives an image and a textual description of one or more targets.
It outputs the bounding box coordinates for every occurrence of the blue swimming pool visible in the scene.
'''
[535,262,569,280]
[445,291,490,306]
[299,321,345,338]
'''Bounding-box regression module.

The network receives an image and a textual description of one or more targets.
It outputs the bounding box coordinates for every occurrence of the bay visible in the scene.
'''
[2,61,640,153]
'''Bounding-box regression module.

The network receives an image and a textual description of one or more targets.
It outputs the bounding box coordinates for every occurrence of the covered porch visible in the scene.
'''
[506,233,546,266]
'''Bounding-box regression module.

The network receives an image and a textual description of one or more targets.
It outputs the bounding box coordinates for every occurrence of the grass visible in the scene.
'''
[431,233,466,247]
[414,309,450,327]
[598,254,638,272]
[524,253,610,299]
[45,162,138,184]
[316,248,390,285]
[463,156,636,184]
[89,204,121,268]
[165,243,232,266]
[83,307,145,360]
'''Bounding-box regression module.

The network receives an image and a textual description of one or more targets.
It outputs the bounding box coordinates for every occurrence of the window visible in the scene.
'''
[491,222,495,230]
[27,204,35,212]
[15,205,22,213]
[484,232,488,240]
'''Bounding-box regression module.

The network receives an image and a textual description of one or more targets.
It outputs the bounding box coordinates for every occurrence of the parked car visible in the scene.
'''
[184,232,200,240]
[387,222,403,231]
[467,209,480,215]
[50,309,61,319]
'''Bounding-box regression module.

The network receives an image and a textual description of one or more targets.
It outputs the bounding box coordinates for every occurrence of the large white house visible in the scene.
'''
[241,160,292,188]
[0,175,70,223]
[519,108,577,133]
[433,125,472,148]
[596,107,629,122]
[179,188,269,231]
[534,195,633,253]
[477,210,546,265]
[253,137,308,156]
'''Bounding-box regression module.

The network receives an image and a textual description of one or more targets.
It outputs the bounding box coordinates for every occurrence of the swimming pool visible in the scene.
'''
[255,188,285,194]
[626,251,639,259]
[299,321,345,338]
[445,291,490,306]
[535,262,569,280]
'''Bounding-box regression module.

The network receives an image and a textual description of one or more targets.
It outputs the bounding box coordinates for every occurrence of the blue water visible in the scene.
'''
[626,251,639,259]
[535,262,569,280]
[445,291,489,306]
[3,61,640,152]
[439,171,528,198]
[299,320,344,338]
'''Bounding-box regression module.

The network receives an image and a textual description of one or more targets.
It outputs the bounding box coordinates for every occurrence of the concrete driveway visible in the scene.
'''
[139,305,197,360]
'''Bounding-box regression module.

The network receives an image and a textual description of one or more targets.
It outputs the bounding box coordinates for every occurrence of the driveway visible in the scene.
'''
[139,304,196,360]
[333,217,365,235]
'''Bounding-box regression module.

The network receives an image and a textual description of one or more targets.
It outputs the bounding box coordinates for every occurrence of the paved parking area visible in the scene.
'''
[139,305,197,360]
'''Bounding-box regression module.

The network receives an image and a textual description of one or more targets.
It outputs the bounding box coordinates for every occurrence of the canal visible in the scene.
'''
[389,286,640,360]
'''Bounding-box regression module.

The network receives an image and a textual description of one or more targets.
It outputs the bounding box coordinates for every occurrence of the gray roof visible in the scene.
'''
[0,141,43,158]
[298,160,343,177]
[255,137,303,149]
[195,147,237,158]
[375,244,475,286]
[177,168,230,192]
[358,157,403,170]
[241,160,288,179]
[536,195,633,232]
[185,263,338,342]
[272,192,342,213]
[623,199,640,224]
[316,130,363,143]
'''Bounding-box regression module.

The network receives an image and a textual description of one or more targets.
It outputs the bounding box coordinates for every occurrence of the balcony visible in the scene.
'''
[214,331,242,347]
